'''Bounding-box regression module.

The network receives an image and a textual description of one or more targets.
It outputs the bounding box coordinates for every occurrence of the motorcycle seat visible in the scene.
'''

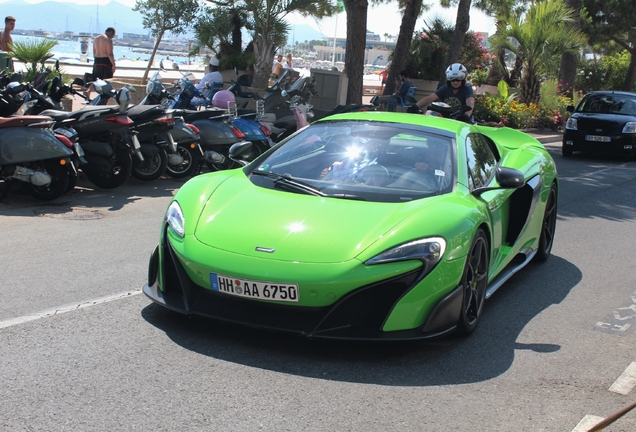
[173,108,227,122]
[127,104,166,122]
[40,106,118,121]
[0,115,53,129]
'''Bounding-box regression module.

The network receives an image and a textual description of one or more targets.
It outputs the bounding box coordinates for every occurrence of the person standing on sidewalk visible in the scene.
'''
[0,15,16,52]
[92,27,116,79]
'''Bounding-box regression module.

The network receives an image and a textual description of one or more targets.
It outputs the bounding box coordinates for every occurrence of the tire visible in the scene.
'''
[83,145,133,189]
[533,183,558,262]
[132,145,167,181]
[165,144,200,178]
[25,160,70,201]
[66,171,78,193]
[561,144,573,157]
[456,228,489,336]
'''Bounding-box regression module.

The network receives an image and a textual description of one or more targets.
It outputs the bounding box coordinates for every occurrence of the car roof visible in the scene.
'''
[583,90,636,98]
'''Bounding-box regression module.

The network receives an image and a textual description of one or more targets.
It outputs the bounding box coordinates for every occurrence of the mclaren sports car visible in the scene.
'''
[143,112,558,340]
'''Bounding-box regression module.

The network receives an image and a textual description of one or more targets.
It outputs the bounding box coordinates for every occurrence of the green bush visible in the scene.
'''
[575,50,634,93]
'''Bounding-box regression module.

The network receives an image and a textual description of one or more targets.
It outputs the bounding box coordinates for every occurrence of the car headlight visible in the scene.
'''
[166,201,185,237]
[565,117,577,131]
[622,122,636,134]
[365,237,446,270]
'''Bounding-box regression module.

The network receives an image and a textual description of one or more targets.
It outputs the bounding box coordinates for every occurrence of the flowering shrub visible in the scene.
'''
[474,87,576,130]
[575,51,634,93]
[406,20,493,81]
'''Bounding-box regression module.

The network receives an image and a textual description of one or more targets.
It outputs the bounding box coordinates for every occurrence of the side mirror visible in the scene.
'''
[55,60,60,71]
[566,105,575,113]
[229,141,254,164]
[172,63,180,71]
[159,60,165,70]
[472,166,525,196]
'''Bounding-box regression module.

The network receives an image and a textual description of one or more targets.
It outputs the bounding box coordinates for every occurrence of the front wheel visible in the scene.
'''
[25,160,70,201]
[165,143,201,178]
[83,144,133,189]
[132,145,167,181]
[561,144,573,157]
[534,183,558,262]
[456,228,489,336]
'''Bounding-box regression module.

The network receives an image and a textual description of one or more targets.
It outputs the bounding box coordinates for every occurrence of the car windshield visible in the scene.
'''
[249,121,455,203]
[577,94,636,115]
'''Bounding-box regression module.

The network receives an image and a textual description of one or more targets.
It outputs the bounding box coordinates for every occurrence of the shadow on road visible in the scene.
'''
[141,255,581,387]
[0,172,185,216]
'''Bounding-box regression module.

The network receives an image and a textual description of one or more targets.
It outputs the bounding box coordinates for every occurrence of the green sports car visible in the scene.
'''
[143,112,558,340]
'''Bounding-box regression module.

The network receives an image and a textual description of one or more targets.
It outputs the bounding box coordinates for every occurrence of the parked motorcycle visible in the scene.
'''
[0,83,77,200]
[33,82,140,189]
[140,70,203,178]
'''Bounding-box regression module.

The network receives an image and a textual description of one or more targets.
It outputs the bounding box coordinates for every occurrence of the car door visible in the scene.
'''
[465,133,514,272]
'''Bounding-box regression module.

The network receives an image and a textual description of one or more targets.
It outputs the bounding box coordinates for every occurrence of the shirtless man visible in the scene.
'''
[92,27,116,79]
[0,16,16,52]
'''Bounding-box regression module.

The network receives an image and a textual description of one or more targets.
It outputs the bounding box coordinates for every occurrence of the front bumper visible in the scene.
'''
[143,238,463,341]
[563,131,636,155]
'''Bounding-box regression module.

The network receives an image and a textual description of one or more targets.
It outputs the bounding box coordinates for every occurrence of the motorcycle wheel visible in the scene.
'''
[66,171,78,193]
[83,145,133,189]
[25,160,70,201]
[165,144,200,178]
[132,146,167,181]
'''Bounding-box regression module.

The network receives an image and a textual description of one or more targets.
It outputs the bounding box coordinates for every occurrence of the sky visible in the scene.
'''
[12,0,497,37]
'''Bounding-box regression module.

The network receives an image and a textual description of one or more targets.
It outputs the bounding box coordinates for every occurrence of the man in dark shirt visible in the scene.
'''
[416,63,474,119]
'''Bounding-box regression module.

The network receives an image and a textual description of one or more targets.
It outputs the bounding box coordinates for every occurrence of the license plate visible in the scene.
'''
[586,135,611,142]
[74,142,85,157]
[210,273,299,302]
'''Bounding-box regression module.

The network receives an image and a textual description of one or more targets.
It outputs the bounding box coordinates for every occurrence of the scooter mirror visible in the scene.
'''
[281,90,288,97]
[55,60,60,71]
[159,60,165,71]
[172,63,180,71]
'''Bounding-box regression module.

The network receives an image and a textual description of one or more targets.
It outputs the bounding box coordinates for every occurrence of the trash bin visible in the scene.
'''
[0,50,13,71]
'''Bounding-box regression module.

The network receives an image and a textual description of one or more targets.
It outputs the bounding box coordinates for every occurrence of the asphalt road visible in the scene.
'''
[2,141,636,431]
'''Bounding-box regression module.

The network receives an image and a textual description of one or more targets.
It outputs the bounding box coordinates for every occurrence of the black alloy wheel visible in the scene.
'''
[456,228,489,336]
[534,183,558,262]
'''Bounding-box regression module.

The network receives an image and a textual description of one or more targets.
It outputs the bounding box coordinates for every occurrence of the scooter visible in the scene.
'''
[0,83,77,200]
[34,83,141,189]
[140,70,203,178]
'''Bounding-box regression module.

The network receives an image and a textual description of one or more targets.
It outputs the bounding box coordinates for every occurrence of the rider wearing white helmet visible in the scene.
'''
[415,63,475,119]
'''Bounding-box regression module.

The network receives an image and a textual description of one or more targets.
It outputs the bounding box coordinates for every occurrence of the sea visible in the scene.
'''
[13,34,206,65]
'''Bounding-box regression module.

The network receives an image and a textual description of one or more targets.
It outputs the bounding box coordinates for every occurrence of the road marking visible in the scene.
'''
[0,290,142,330]
[609,362,636,395]
[572,415,605,432]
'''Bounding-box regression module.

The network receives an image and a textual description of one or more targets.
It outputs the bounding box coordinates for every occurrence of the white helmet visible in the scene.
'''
[446,63,467,81]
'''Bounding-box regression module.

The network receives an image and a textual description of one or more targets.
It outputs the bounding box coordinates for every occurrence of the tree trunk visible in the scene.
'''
[520,65,540,104]
[558,0,582,98]
[383,0,423,95]
[487,47,509,86]
[622,46,636,91]
[343,0,368,104]
[142,29,165,83]
[438,0,471,87]
[252,33,277,89]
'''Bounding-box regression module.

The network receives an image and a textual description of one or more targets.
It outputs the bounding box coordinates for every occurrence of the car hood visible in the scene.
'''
[194,176,426,263]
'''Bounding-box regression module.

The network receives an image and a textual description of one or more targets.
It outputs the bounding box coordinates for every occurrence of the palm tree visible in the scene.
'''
[9,37,58,82]
[490,0,587,103]
[381,0,430,95]
[204,0,337,89]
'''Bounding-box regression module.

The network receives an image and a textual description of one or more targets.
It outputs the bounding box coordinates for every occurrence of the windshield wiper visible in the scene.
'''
[251,171,326,197]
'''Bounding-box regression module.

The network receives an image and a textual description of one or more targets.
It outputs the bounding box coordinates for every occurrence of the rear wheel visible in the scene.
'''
[132,145,167,181]
[456,228,489,336]
[534,183,558,262]
[25,160,70,201]
[165,144,200,178]
[83,145,133,189]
